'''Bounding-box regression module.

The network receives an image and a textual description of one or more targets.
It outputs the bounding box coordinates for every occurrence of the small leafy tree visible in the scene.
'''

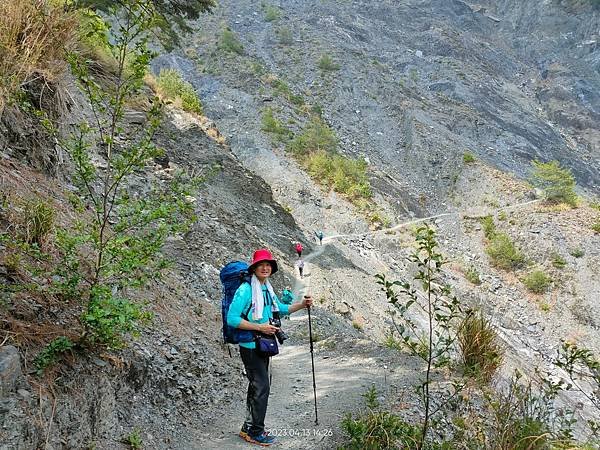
[376,224,462,449]
[530,160,577,206]
[554,341,600,441]
[75,0,216,49]
[42,0,199,348]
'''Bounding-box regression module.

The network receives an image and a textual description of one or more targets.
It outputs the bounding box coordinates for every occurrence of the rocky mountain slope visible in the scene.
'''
[156,0,599,217]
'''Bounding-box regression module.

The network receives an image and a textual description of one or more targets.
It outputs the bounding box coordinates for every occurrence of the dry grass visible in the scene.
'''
[458,310,504,382]
[0,0,76,113]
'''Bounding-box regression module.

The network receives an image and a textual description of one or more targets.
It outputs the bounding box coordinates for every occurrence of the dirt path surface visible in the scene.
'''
[196,339,413,449]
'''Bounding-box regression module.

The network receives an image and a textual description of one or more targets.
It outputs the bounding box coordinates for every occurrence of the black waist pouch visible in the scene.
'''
[255,334,279,356]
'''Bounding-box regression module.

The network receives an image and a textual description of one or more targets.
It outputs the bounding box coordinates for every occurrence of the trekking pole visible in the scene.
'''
[306,304,319,425]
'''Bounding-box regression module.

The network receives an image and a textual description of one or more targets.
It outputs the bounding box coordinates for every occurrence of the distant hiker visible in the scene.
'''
[281,286,295,305]
[315,230,324,245]
[295,241,303,257]
[296,258,305,278]
[227,249,313,446]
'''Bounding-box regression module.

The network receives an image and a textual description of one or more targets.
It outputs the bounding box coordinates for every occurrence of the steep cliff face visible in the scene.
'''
[157,0,598,219]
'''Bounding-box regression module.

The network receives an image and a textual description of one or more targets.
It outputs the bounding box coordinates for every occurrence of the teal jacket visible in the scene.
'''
[226,282,290,349]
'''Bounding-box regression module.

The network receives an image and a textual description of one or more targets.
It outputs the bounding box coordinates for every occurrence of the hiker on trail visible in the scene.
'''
[295,258,304,279]
[295,241,303,257]
[227,248,313,446]
[281,286,295,305]
[315,230,324,245]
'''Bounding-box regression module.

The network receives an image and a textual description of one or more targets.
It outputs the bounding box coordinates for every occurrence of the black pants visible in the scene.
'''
[240,346,270,436]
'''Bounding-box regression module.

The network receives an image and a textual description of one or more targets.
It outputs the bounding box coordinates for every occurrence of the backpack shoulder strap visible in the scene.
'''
[241,281,253,320]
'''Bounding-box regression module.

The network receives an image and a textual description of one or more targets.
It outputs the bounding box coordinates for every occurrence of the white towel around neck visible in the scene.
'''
[251,274,279,320]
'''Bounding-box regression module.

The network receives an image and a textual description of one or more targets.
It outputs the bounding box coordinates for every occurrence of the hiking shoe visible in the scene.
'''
[240,431,276,446]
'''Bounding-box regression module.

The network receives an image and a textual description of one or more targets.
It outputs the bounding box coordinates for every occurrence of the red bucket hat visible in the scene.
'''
[248,248,278,275]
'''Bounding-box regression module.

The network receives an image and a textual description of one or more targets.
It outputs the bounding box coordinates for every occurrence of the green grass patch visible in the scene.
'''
[522,270,552,294]
[21,198,55,246]
[318,53,340,71]
[271,78,305,106]
[550,252,566,269]
[341,387,422,449]
[306,151,371,201]
[218,28,244,55]
[465,266,482,285]
[156,69,202,114]
[263,5,280,22]
[285,117,372,206]
[287,116,337,155]
[480,215,496,239]
[261,108,291,141]
[486,232,525,270]
[570,248,584,258]
[592,220,600,234]
[275,26,293,45]
[463,152,476,164]
[383,334,403,351]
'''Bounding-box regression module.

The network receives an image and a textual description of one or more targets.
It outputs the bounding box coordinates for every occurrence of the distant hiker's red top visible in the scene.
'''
[295,243,303,252]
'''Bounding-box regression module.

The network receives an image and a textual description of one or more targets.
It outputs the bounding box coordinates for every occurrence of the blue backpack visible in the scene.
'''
[220,261,254,344]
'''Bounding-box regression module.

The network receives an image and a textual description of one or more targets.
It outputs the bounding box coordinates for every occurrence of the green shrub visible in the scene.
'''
[522,270,552,294]
[318,53,340,71]
[33,336,74,374]
[465,266,481,285]
[592,220,600,234]
[123,428,142,450]
[156,68,203,114]
[458,310,504,382]
[275,26,293,45]
[22,199,55,246]
[270,79,304,105]
[382,334,403,351]
[218,28,244,55]
[550,252,566,269]
[306,151,371,200]
[463,152,476,164]
[287,117,337,155]
[286,118,371,204]
[352,320,363,330]
[261,107,291,140]
[530,160,577,206]
[82,286,152,348]
[486,232,525,270]
[480,215,496,239]
[368,211,390,228]
[263,5,280,21]
[570,248,584,258]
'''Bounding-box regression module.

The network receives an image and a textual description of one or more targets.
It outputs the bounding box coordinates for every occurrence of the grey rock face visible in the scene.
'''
[0,346,21,397]
[155,0,598,219]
